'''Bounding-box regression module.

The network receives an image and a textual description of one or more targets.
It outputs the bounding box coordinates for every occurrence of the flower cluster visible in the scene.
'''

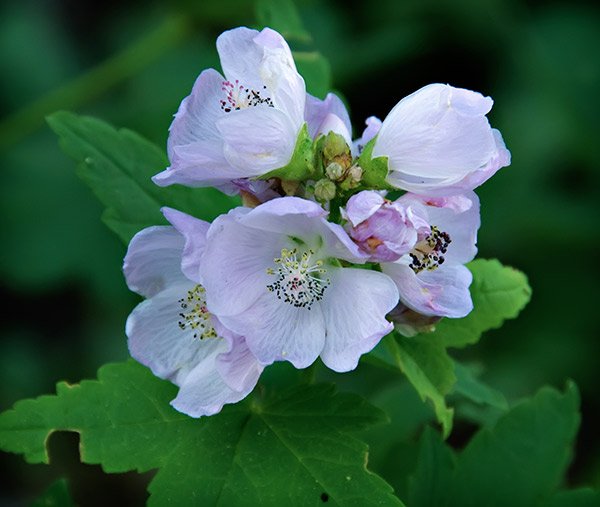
[124,27,510,417]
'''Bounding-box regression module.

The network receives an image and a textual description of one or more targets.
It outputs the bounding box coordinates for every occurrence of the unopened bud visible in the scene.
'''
[314,179,337,203]
[322,132,349,160]
[281,179,299,196]
[347,164,363,184]
[325,162,345,181]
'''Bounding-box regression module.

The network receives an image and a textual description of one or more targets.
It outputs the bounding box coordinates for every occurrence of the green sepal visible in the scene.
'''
[356,136,395,191]
[259,123,317,182]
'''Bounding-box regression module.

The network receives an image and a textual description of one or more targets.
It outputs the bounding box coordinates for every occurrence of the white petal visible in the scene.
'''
[305,93,352,142]
[217,106,297,174]
[319,268,398,372]
[162,208,210,284]
[215,335,264,393]
[201,209,283,317]
[170,340,254,418]
[216,27,265,92]
[220,291,326,369]
[126,282,224,383]
[123,226,186,298]
[375,83,497,180]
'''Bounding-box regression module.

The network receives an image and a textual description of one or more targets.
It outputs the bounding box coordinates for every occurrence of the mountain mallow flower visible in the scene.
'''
[380,191,481,319]
[124,208,263,417]
[197,197,399,372]
[153,27,306,193]
[362,84,510,196]
[342,190,431,262]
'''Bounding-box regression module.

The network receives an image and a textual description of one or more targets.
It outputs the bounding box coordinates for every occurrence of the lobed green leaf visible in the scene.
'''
[0,360,404,506]
[47,111,239,244]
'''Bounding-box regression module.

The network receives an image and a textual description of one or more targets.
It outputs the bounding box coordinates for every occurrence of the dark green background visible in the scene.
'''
[1,0,599,504]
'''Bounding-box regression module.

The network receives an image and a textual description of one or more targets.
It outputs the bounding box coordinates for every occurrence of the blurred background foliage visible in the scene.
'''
[1,0,599,504]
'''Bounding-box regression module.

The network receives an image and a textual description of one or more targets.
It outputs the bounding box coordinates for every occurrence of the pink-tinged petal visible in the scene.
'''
[382,262,473,318]
[219,290,327,369]
[217,106,298,174]
[201,209,283,317]
[123,226,187,298]
[344,191,386,226]
[170,341,254,417]
[319,220,371,263]
[305,93,352,142]
[216,27,265,93]
[153,139,245,188]
[410,191,481,264]
[162,208,210,284]
[167,68,225,160]
[256,28,306,128]
[126,282,224,383]
[215,334,264,393]
[320,268,398,372]
[375,83,497,181]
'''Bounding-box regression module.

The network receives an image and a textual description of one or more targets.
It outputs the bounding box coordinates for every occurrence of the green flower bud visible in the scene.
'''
[322,132,349,160]
[314,179,337,203]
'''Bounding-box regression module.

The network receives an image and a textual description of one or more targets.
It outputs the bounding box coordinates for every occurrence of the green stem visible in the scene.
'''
[0,13,191,151]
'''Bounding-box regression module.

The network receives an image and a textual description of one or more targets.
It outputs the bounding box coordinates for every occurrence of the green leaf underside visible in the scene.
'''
[0,360,403,506]
[47,111,239,244]
[260,123,315,181]
[408,383,581,507]
[370,259,531,437]
[431,258,532,348]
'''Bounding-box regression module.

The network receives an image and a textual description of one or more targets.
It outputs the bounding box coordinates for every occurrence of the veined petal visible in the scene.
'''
[153,139,245,188]
[320,268,398,372]
[201,209,283,317]
[215,334,264,393]
[256,28,306,128]
[219,291,327,369]
[217,106,298,174]
[126,282,224,383]
[167,68,225,160]
[382,262,473,318]
[162,208,210,284]
[375,83,497,181]
[216,27,265,93]
[313,113,352,147]
[171,343,253,417]
[123,226,187,298]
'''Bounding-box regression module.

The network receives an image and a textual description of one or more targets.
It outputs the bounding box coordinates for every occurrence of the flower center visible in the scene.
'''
[178,285,218,339]
[220,80,274,113]
[266,248,330,310]
[408,225,451,274]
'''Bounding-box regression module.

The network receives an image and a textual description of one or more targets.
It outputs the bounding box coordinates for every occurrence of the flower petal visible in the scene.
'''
[162,208,210,284]
[219,290,327,369]
[216,27,265,92]
[305,92,352,142]
[320,268,398,372]
[126,282,224,383]
[215,334,264,393]
[123,226,187,298]
[375,84,497,181]
[217,105,298,174]
[201,208,283,317]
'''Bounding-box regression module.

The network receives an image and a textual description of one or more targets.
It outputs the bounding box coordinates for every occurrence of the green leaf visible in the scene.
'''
[260,123,316,182]
[47,111,239,244]
[431,258,532,348]
[379,333,455,438]
[451,361,508,411]
[254,0,311,44]
[407,427,456,507]
[0,360,404,506]
[449,382,581,507]
[356,137,394,191]
[407,383,582,507]
[544,488,600,507]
